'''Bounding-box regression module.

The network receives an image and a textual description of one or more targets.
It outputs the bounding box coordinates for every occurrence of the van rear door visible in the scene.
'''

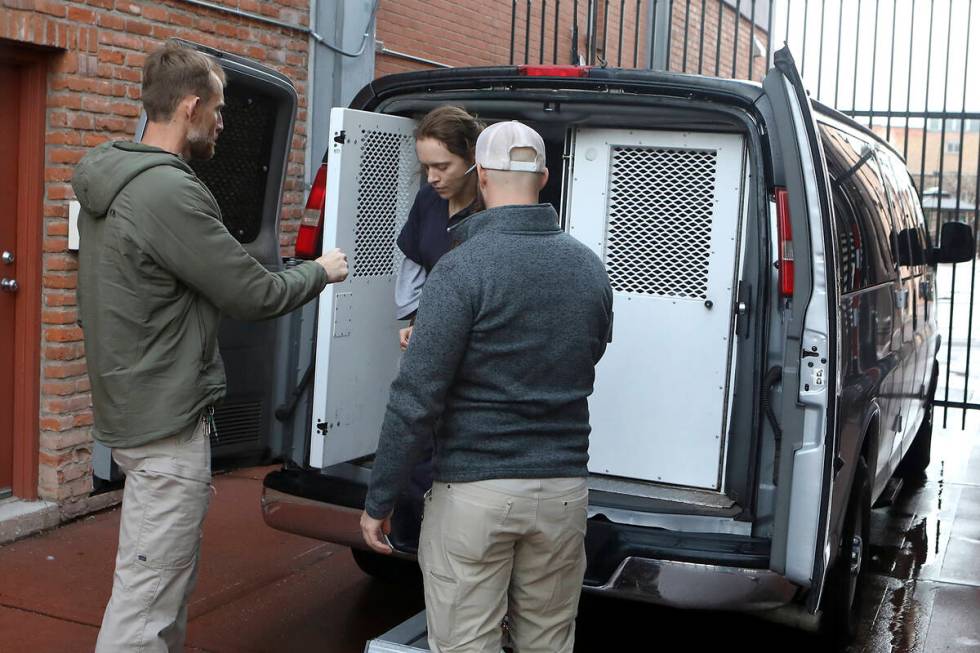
[309,108,419,468]
[762,46,839,608]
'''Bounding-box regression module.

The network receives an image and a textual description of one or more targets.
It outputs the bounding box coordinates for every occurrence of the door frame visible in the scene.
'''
[1,45,47,500]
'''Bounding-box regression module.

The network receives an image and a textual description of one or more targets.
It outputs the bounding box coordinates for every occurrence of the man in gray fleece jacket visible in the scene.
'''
[361,121,612,653]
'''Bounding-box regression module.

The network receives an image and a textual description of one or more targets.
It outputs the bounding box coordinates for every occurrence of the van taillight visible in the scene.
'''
[775,187,794,297]
[516,65,589,77]
[295,164,327,260]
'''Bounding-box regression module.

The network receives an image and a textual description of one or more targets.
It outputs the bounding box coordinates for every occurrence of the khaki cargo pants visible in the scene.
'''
[95,416,212,653]
[418,477,589,653]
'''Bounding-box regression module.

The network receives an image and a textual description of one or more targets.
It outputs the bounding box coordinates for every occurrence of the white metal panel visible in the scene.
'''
[310,108,418,468]
[567,128,746,490]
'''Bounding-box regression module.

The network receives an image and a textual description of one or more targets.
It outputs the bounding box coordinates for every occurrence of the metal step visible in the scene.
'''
[364,611,429,652]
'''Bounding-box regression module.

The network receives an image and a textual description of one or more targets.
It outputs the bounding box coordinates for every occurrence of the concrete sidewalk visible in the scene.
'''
[1,417,979,652]
[0,466,423,653]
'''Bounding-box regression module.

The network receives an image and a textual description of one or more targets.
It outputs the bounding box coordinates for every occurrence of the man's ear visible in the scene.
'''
[538,167,550,191]
[477,164,489,192]
[182,95,201,121]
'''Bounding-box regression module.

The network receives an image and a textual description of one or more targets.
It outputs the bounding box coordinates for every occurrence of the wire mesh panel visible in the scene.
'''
[606,146,719,299]
[566,128,745,489]
[353,129,416,278]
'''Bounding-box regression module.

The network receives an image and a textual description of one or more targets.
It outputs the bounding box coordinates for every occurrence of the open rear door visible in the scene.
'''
[309,108,418,468]
[762,47,839,608]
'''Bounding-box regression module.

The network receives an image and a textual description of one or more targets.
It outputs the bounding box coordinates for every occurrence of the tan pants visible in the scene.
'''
[96,416,212,653]
[418,477,589,653]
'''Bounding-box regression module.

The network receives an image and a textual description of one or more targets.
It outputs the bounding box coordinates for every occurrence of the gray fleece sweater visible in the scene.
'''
[365,203,613,519]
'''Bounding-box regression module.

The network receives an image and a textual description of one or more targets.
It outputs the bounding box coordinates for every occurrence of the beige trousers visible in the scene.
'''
[95,416,212,653]
[418,477,589,653]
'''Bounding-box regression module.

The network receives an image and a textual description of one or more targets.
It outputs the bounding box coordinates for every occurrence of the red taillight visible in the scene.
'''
[775,187,794,298]
[295,164,327,259]
[516,65,589,77]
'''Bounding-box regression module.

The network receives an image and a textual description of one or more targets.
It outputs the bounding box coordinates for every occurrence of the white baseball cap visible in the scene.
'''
[475,121,546,173]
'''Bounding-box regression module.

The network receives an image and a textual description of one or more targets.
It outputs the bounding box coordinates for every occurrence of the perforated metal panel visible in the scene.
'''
[566,128,746,490]
[190,89,277,244]
[353,129,416,278]
[606,146,718,300]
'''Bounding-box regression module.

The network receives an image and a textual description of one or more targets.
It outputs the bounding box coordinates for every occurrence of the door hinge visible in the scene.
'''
[316,421,329,434]
[333,130,346,145]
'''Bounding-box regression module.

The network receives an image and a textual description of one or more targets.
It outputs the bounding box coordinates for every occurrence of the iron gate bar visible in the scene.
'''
[619,0,626,66]
[698,0,707,73]
[917,0,936,204]
[833,0,843,107]
[731,0,741,77]
[945,0,973,428]
[632,0,639,66]
[510,0,517,64]
[851,0,861,121]
[683,0,691,71]
[648,0,656,67]
[600,0,608,63]
[884,1,898,141]
[966,116,980,428]
[747,0,757,80]
[574,0,580,65]
[540,0,547,63]
[800,0,807,78]
[936,400,980,411]
[715,0,724,75]
[902,0,917,162]
[665,0,674,70]
[633,0,641,67]
[766,0,773,79]
[525,0,532,64]
[867,0,880,128]
[554,0,561,64]
[814,0,824,92]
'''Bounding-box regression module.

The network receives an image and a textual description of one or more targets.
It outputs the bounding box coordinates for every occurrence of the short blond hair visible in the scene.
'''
[142,40,226,122]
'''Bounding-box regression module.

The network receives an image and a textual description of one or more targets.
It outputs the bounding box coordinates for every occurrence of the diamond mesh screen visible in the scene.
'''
[190,87,277,244]
[605,146,718,299]
[353,129,415,278]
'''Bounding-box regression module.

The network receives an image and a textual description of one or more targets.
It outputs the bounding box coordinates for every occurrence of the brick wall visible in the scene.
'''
[374,0,647,76]
[372,0,767,79]
[0,0,311,517]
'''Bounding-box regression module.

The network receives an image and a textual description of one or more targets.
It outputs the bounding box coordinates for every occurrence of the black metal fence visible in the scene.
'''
[506,0,980,427]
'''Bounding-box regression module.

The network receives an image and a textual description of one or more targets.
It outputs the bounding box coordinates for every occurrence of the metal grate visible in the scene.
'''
[190,88,277,244]
[605,146,718,299]
[213,400,263,447]
[353,129,415,278]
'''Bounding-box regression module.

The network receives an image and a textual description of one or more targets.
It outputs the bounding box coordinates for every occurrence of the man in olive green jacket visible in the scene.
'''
[72,40,347,653]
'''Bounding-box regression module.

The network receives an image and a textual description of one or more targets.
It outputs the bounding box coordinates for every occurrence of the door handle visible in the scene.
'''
[1,278,18,293]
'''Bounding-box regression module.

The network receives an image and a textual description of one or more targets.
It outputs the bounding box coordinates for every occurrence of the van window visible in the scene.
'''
[877,151,930,271]
[819,124,896,292]
[189,91,278,244]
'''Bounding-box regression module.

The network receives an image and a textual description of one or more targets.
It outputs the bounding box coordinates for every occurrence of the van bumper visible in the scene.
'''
[261,467,799,611]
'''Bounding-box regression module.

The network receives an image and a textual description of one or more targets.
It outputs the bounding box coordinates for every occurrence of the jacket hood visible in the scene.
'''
[71,141,191,217]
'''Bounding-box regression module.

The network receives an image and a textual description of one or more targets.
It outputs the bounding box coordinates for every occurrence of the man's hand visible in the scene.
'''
[316,248,349,283]
[360,511,393,554]
[399,325,414,351]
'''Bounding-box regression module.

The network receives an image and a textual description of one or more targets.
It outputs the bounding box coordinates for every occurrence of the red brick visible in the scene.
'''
[44,290,76,307]
[65,113,94,130]
[50,148,85,164]
[98,11,126,30]
[43,273,78,290]
[45,167,73,183]
[44,253,78,272]
[142,4,169,22]
[39,429,92,450]
[67,6,96,23]
[98,48,126,64]
[44,342,84,360]
[44,326,84,343]
[40,416,73,432]
[36,0,66,17]
[44,361,89,380]
[43,237,69,253]
[124,18,153,36]
[110,101,140,117]
[42,308,79,325]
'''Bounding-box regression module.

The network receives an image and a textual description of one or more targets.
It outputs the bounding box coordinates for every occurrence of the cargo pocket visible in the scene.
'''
[132,471,211,570]
[545,492,589,612]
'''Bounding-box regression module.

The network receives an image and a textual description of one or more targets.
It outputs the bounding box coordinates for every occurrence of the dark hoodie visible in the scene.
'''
[72,141,327,448]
